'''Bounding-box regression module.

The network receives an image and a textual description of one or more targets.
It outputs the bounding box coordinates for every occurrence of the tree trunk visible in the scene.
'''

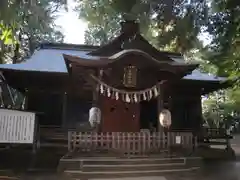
[12,43,20,64]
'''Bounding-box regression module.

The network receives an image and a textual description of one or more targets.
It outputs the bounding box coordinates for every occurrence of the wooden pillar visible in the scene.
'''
[92,68,103,107]
[199,91,203,129]
[92,85,98,106]
[91,69,103,132]
[195,90,203,134]
[24,89,29,110]
[157,84,164,132]
[62,92,67,128]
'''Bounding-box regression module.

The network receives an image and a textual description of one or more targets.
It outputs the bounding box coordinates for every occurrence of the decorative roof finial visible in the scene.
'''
[120,16,139,35]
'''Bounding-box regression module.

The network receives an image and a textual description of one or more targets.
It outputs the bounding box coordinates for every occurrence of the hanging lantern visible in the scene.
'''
[159,109,172,128]
[123,65,137,87]
[89,107,101,127]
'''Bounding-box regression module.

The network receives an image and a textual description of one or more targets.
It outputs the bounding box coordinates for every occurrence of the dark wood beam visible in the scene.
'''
[62,92,67,128]
[157,84,164,132]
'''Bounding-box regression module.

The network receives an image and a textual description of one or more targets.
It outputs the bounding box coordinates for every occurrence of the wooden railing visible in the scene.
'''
[68,131,194,155]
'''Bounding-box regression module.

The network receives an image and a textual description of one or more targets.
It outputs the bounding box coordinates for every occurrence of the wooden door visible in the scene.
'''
[101,96,140,132]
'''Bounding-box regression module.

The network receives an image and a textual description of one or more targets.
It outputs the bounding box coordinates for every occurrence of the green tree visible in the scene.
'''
[0,0,67,64]
[203,90,240,130]
[205,0,240,79]
[75,0,208,52]
[200,0,240,130]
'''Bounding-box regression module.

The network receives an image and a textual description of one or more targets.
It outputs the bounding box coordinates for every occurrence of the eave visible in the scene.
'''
[63,50,199,80]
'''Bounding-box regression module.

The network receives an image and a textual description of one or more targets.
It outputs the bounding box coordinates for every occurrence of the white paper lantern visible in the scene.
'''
[89,107,101,127]
[159,109,172,128]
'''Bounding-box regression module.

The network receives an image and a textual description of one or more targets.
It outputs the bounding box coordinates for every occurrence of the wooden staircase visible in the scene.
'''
[58,156,202,179]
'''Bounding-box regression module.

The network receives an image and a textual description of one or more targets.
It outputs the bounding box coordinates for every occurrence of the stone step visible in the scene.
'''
[65,167,200,179]
[59,156,202,172]
[39,143,68,148]
[61,157,185,165]
[82,163,186,172]
[58,157,189,172]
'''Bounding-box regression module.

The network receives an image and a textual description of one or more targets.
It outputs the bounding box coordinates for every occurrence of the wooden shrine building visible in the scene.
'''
[0,21,231,155]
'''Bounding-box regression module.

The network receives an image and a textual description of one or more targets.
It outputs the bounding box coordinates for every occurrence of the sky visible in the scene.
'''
[54,0,87,44]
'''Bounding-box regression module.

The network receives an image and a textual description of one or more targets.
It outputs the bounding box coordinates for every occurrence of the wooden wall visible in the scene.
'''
[100,96,140,132]
[27,92,62,126]
[28,91,93,129]
[26,83,203,132]
[65,95,92,129]
[169,87,203,131]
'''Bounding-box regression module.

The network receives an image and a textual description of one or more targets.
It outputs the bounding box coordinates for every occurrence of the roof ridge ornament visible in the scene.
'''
[120,20,140,35]
[121,33,137,49]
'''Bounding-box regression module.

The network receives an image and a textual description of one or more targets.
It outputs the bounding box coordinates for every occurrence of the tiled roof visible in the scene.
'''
[0,43,227,82]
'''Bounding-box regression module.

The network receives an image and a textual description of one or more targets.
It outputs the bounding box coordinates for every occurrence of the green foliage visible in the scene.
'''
[203,91,240,130]
[0,22,16,45]
[75,0,122,45]
[205,0,240,79]
[75,0,208,52]
[0,0,67,64]
[200,0,240,129]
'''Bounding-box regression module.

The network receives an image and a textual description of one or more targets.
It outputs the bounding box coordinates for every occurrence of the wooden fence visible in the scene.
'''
[68,131,194,155]
[198,128,232,147]
[202,128,232,139]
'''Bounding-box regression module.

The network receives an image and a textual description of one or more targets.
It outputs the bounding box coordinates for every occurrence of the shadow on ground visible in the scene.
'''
[0,146,70,180]
[0,145,239,180]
